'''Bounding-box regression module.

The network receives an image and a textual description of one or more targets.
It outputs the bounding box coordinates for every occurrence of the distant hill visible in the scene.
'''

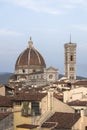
[76,75,87,80]
[0,73,86,85]
[59,74,87,80]
[0,73,13,84]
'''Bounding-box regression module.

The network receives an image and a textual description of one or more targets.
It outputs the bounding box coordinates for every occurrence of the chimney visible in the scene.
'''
[80,109,84,117]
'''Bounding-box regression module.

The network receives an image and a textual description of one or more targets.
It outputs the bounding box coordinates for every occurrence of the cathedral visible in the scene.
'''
[9,37,77,89]
[9,37,58,88]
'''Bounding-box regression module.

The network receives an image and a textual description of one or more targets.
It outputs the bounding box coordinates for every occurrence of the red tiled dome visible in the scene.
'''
[15,37,46,70]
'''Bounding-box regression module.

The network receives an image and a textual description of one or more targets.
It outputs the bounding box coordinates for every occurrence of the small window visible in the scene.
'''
[70,55,73,61]
[85,126,87,130]
[70,76,74,80]
[75,109,80,113]
[15,101,21,106]
[4,108,7,112]
[22,69,25,73]
[0,108,3,112]
[70,67,74,71]
[33,69,36,73]
[22,101,30,117]
[31,102,41,116]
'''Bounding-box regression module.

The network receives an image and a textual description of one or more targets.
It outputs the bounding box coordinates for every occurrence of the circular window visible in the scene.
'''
[49,74,53,79]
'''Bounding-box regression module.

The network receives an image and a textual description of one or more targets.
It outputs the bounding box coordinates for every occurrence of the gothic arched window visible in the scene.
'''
[70,55,73,61]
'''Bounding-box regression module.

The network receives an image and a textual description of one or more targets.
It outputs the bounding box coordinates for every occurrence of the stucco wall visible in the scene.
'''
[14,112,33,130]
[0,86,5,96]
[72,116,87,130]
[53,96,74,113]
[63,87,87,103]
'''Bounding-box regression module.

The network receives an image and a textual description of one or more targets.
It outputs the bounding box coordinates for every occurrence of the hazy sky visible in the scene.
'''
[0,0,87,77]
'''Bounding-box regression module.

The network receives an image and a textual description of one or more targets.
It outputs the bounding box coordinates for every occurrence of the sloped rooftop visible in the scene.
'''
[0,96,13,107]
[13,92,47,101]
[68,100,87,106]
[41,112,80,129]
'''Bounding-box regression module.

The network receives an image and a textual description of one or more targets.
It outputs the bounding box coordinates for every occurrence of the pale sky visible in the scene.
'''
[0,0,87,77]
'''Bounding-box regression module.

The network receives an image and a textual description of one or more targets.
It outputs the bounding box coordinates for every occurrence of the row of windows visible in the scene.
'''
[15,101,41,116]
[16,69,43,74]
[65,55,74,61]
[15,101,21,106]
[29,75,44,79]
[0,107,7,112]
[22,69,37,73]
[18,74,44,80]
[22,101,41,116]
[70,76,74,80]
[70,67,74,71]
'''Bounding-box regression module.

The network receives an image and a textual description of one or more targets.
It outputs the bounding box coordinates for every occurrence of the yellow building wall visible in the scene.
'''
[16,128,28,130]
[40,128,49,130]
[13,91,75,130]
[14,112,33,130]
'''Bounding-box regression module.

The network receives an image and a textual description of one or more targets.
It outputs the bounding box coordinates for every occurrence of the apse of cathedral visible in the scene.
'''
[9,37,58,89]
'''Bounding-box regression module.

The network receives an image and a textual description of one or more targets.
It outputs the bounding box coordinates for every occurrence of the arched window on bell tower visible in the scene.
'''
[70,55,73,61]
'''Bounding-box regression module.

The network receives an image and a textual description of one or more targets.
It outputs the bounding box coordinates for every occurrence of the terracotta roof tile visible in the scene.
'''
[54,81,68,84]
[13,92,47,101]
[41,112,80,129]
[72,80,87,85]
[15,47,46,69]
[41,122,57,128]
[0,112,11,120]
[53,93,63,101]
[16,124,38,129]
[68,100,87,106]
[0,96,13,107]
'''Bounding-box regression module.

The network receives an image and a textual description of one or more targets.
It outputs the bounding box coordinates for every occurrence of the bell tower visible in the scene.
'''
[64,40,77,81]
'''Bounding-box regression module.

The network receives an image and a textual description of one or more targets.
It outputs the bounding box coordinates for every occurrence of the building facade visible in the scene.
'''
[13,90,74,130]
